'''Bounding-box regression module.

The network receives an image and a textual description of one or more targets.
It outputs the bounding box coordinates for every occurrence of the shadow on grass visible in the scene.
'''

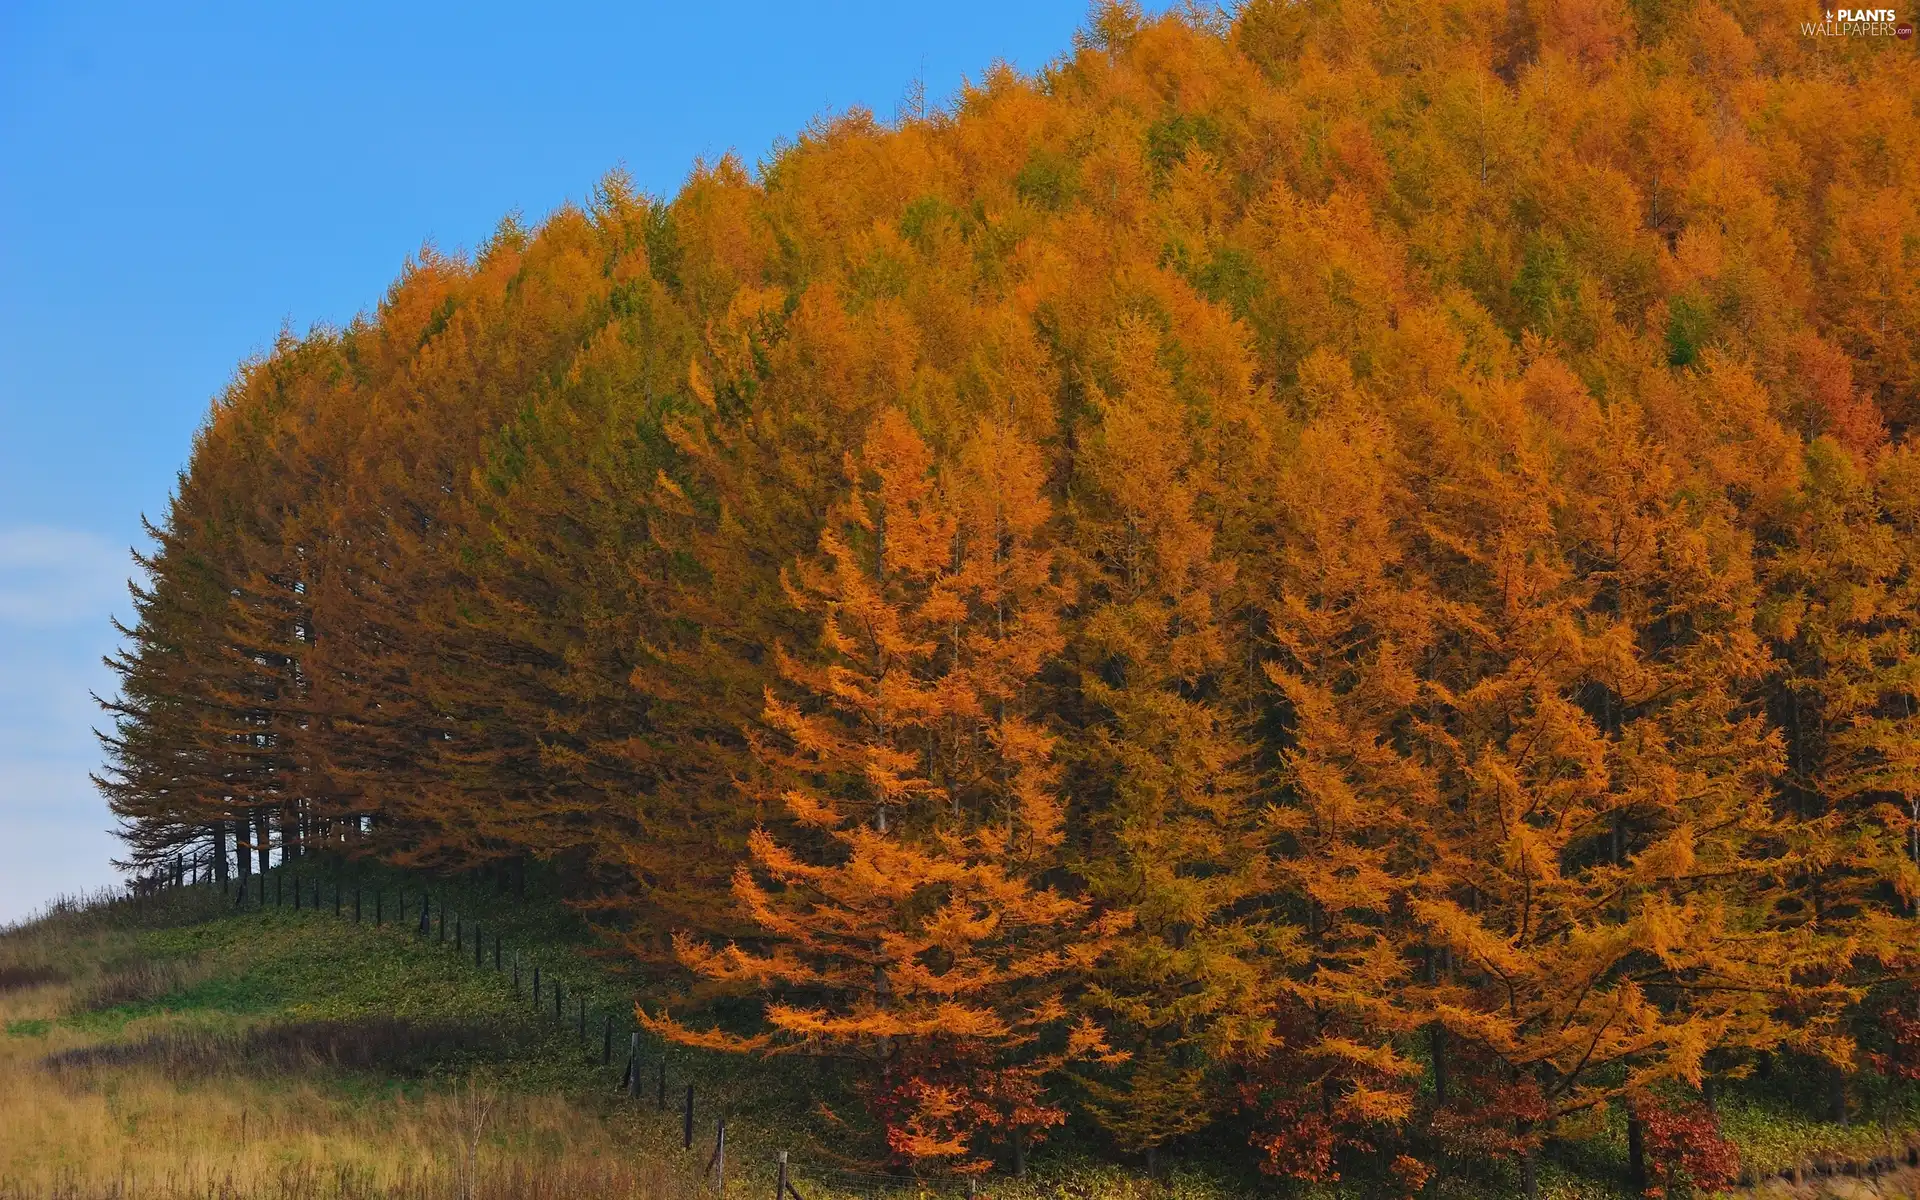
[71,957,207,1011]
[43,1018,509,1078]
[0,965,66,991]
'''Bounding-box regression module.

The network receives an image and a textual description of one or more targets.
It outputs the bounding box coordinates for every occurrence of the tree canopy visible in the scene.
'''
[99,1,1920,1190]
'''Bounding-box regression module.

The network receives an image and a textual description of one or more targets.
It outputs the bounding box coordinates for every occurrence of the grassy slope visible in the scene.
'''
[2,873,1915,1200]
[0,883,671,1198]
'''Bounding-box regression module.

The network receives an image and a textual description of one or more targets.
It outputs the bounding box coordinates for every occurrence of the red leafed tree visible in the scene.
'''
[1636,1097,1739,1199]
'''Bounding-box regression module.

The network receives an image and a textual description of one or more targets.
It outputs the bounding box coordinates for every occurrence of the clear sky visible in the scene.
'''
[0,0,1098,924]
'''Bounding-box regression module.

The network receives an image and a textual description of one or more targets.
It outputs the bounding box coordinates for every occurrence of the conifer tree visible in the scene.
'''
[1066,317,1275,1158]
[651,409,1118,1172]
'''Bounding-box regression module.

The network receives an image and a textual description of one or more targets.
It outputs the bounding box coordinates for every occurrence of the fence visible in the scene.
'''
[128,854,989,1200]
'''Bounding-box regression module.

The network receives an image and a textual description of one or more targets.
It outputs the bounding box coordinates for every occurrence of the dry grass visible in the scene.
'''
[1,1164,687,1200]
[68,954,211,1011]
[0,938,696,1199]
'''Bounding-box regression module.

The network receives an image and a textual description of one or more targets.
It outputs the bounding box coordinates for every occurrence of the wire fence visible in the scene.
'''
[129,853,991,1200]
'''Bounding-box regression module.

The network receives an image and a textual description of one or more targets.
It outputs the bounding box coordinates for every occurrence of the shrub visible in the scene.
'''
[1637,1098,1739,1199]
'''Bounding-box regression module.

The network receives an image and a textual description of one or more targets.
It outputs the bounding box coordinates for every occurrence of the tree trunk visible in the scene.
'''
[1431,1024,1448,1104]
[234,818,251,880]
[255,810,272,875]
[212,822,229,887]
[1829,1064,1848,1125]
[1520,1141,1538,1200]
[1012,1127,1026,1178]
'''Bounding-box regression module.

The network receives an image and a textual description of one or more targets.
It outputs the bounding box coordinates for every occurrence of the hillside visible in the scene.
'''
[0,874,689,1199]
[74,0,1920,1196]
[4,873,1919,1198]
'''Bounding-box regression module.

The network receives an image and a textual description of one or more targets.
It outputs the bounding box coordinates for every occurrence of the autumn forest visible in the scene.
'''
[98,0,1920,1195]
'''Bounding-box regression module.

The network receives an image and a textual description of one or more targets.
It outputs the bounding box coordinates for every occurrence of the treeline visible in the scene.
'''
[100,0,1920,1192]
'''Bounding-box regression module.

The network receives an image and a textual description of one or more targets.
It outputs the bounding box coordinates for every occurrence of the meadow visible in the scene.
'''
[0,884,688,1199]
[3,874,1918,1199]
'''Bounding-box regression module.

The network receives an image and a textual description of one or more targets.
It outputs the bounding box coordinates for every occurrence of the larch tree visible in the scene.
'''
[649,408,1119,1174]
[1065,316,1276,1164]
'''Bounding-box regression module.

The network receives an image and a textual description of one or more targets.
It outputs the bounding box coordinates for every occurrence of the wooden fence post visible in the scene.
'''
[578,995,586,1041]
[683,1084,694,1150]
[513,954,521,996]
[532,965,541,1006]
[710,1120,726,1194]
[602,1013,613,1065]
[627,1033,641,1099]
[776,1150,788,1200]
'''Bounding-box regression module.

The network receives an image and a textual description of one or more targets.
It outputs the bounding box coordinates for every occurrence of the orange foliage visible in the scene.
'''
[100,0,1920,1182]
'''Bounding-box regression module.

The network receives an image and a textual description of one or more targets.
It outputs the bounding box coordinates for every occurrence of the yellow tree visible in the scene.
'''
[1065,317,1278,1165]
[1251,366,1437,1188]
[1759,437,1920,1108]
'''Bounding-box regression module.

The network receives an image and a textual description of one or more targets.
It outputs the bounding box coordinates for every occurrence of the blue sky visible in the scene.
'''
[0,0,1097,923]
